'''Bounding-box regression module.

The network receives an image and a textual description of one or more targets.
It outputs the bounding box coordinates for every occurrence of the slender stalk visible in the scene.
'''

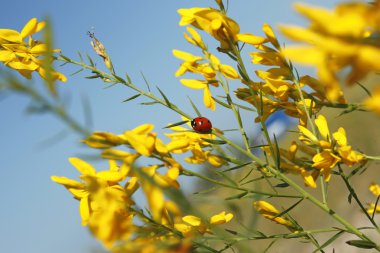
[215,131,380,250]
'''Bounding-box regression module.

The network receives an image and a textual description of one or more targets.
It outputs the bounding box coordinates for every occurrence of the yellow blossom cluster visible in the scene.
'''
[235,24,327,126]
[173,27,239,111]
[298,115,365,182]
[52,123,232,250]
[0,18,66,82]
[367,183,380,215]
[253,201,297,231]
[280,1,380,103]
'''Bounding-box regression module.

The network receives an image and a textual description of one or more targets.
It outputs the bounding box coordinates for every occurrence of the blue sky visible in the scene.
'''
[0,1,342,252]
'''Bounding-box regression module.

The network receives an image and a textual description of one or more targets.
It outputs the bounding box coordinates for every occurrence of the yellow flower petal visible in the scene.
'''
[236,33,267,45]
[0,29,22,43]
[69,157,97,176]
[182,215,202,227]
[79,196,90,226]
[209,211,233,225]
[21,18,38,39]
[180,79,207,89]
[315,115,330,140]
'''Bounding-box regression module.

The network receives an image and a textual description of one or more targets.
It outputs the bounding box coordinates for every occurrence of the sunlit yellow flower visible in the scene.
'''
[280,2,380,102]
[83,124,169,157]
[183,26,206,50]
[298,115,364,181]
[253,201,297,230]
[166,123,224,166]
[363,86,380,116]
[0,18,66,82]
[175,211,233,236]
[177,7,240,49]
[367,183,380,215]
[209,211,233,225]
[51,158,135,227]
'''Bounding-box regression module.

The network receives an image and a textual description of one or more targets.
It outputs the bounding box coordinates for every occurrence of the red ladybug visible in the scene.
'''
[191,117,212,134]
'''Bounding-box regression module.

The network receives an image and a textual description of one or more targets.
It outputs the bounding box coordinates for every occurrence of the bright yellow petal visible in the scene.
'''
[0,29,22,43]
[21,18,38,39]
[236,33,267,45]
[220,64,239,79]
[79,196,90,226]
[182,215,202,227]
[180,79,207,89]
[131,124,154,135]
[333,127,347,147]
[204,86,215,110]
[69,157,97,176]
[281,46,325,65]
[209,211,233,225]
[315,115,330,140]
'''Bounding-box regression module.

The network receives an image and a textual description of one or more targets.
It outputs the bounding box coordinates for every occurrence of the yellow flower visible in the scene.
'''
[363,86,380,116]
[177,7,240,49]
[183,26,206,50]
[298,115,364,181]
[209,211,233,225]
[51,158,135,226]
[175,211,233,236]
[0,18,66,82]
[166,123,223,166]
[367,183,380,215]
[253,201,296,230]
[83,124,169,157]
[280,2,380,102]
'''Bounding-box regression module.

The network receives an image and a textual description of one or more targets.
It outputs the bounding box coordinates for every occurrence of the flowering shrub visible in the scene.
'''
[2,0,380,252]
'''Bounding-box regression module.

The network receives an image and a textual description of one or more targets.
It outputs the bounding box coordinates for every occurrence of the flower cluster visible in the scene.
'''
[52,123,232,250]
[0,18,66,82]
[280,1,380,103]
[235,24,327,126]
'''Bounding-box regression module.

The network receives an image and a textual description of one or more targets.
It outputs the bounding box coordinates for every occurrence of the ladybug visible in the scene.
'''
[191,117,212,134]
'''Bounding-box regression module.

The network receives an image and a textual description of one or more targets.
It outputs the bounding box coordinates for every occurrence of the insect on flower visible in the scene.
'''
[191,117,212,133]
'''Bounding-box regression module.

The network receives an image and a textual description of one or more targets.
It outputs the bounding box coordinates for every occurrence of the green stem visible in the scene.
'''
[182,167,301,199]
[214,131,380,250]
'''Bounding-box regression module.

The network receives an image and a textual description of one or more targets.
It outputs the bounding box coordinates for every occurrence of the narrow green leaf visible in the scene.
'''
[187,97,201,117]
[346,240,376,249]
[263,240,277,253]
[213,96,231,109]
[125,73,132,84]
[141,72,151,92]
[140,101,159,105]
[85,74,101,79]
[356,81,372,97]
[237,64,249,81]
[348,193,353,204]
[250,144,270,149]
[70,68,84,76]
[371,195,380,220]
[275,182,289,188]
[222,162,251,172]
[273,133,281,170]
[86,53,95,66]
[213,170,238,186]
[312,231,344,253]
[232,102,256,112]
[156,86,171,107]
[275,198,304,218]
[59,54,71,62]
[225,191,248,200]
[123,94,141,102]
[163,120,189,129]
[113,75,125,83]
[201,138,227,145]
[77,51,84,62]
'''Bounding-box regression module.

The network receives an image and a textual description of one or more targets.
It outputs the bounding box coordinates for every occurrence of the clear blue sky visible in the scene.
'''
[0,1,341,252]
